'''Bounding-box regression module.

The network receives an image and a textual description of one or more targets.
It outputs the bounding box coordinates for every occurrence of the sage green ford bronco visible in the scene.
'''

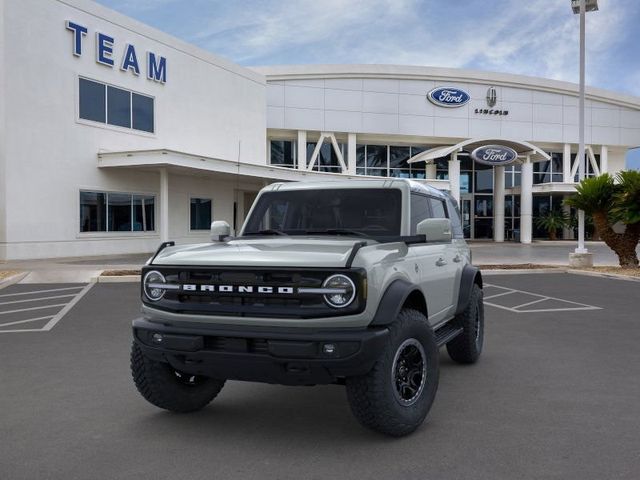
[131,179,484,436]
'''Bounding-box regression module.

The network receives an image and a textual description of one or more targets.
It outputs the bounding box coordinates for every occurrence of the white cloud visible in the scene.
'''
[97,0,640,95]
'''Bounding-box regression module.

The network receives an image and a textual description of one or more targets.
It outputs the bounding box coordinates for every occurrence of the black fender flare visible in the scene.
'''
[455,265,483,316]
[370,279,427,326]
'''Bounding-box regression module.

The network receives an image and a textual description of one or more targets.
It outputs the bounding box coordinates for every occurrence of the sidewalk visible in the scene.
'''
[0,253,151,283]
[469,240,636,266]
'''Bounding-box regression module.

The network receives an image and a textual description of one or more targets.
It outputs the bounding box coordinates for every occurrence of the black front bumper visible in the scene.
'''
[133,318,389,386]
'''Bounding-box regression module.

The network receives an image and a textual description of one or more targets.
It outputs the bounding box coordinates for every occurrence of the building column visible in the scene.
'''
[493,165,505,242]
[297,130,307,170]
[563,143,572,183]
[347,133,357,175]
[160,168,169,242]
[425,163,437,180]
[600,145,608,174]
[520,157,533,244]
[448,153,461,204]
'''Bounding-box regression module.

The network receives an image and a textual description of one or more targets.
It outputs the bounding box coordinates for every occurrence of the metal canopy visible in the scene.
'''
[407,138,551,164]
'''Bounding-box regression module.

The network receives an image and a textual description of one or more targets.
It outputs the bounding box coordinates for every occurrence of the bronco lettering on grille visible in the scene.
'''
[181,284,295,294]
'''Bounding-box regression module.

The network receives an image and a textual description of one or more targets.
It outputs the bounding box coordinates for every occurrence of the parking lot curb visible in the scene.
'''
[567,269,640,282]
[0,272,29,290]
[481,268,565,275]
[481,267,640,282]
[93,275,141,283]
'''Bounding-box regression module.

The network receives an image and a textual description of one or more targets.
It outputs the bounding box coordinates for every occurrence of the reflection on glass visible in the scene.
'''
[460,173,471,194]
[132,93,154,133]
[366,145,387,169]
[80,191,106,232]
[108,193,132,231]
[474,196,493,217]
[79,79,106,123]
[474,219,493,239]
[475,167,493,193]
[133,195,155,231]
[190,198,212,230]
[107,86,131,128]
[270,140,296,168]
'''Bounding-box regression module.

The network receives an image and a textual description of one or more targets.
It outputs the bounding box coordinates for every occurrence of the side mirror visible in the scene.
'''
[210,220,231,242]
[416,218,452,242]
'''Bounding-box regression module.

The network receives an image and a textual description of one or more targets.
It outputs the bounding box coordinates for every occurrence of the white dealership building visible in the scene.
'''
[1,0,640,260]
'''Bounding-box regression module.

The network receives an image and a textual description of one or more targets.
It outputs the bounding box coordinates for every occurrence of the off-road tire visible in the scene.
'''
[446,283,484,364]
[131,342,225,413]
[345,308,439,437]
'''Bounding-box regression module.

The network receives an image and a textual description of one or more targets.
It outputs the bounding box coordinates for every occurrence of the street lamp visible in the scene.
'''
[571,0,597,262]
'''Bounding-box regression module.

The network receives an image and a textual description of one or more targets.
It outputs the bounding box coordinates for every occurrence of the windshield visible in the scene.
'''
[242,188,402,238]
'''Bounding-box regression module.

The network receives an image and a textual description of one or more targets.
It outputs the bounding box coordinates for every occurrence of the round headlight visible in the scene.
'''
[323,274,356,308]
[143,270,166,301]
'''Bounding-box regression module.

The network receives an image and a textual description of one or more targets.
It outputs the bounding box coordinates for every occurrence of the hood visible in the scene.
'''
[152,237,369,268]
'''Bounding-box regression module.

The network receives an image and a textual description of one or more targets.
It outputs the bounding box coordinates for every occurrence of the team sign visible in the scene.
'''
[66,21,167,84]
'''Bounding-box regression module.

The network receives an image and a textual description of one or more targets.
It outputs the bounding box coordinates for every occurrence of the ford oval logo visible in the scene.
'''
[427,87,470,108]
[471,145,518,166]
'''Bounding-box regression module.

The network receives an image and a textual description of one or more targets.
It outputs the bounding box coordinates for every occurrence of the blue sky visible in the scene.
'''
[95,0,640,169]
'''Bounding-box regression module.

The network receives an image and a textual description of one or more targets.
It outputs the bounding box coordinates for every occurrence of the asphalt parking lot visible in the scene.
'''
[1,273,639,480]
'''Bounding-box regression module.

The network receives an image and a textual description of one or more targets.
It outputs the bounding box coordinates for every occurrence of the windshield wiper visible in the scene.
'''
[305,229,372,239]
[245,229,289,236]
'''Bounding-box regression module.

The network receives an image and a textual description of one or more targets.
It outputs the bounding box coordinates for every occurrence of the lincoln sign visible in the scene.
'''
[471,145,518,166]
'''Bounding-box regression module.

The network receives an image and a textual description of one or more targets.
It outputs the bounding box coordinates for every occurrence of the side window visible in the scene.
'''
[428,198,447,218]
[410,194,431,234]
[446,197,464,238]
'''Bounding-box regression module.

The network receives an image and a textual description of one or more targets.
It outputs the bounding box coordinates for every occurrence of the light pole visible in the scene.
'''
[570,0,598,262]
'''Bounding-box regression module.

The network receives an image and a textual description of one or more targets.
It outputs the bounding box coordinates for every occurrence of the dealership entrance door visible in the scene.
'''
[460,194,494,240]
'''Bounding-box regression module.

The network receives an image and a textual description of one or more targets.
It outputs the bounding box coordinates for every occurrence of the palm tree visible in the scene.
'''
[565,172,640,267]
[535,209,569,240]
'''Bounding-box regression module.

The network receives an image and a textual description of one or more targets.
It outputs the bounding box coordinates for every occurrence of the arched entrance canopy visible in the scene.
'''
[407,138,551,164]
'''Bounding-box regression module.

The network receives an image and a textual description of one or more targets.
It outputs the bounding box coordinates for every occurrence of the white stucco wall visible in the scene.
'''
[257,65,640,148]
[1,0,266,259]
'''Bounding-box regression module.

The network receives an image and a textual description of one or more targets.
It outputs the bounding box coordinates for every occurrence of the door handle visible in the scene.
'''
[453,255,462,263]
[436,258,447,267]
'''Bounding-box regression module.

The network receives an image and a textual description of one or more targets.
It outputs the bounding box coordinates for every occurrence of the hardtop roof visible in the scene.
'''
[263,179,448,199]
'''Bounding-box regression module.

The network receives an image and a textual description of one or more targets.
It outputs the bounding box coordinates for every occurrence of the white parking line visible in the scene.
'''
[0,283,94,333]
[0,315,54,328]
[483,283,602,313]
[0,303,68,316]
[484,290,517,300]
[0,286,84,298]
[0,293,78,306]
[513,298,548,309]
[42,283,94,331]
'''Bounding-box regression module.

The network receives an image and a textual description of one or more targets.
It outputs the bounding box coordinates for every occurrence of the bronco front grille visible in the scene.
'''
[141,266,366,319]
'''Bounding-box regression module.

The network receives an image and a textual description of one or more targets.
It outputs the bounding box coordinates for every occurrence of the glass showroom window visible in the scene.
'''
[78,78,154,133]
[356,145,427,178]
[389,146,427,179]
[80,191,155,233]
[306,142,346,173]
[504,194,521,240]
[505,165,521,188]
[571,153,601,181]
[435,157,450,180]
[532,194,566,238]
[534,153,564,184]
[190,198,212,230]
[270,140,297,168]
